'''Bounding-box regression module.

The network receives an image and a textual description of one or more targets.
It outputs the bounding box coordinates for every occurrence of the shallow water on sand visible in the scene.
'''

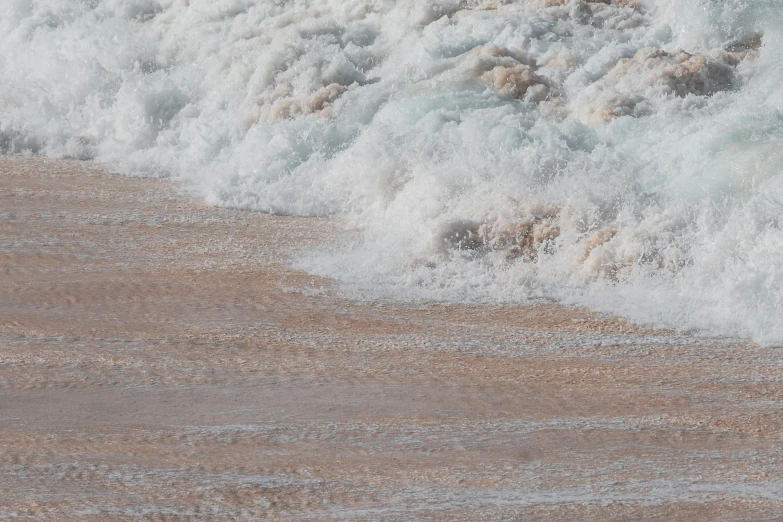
[1,157,782,519]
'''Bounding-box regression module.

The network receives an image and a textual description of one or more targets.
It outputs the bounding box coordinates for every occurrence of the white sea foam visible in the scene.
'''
[2,0,782,342]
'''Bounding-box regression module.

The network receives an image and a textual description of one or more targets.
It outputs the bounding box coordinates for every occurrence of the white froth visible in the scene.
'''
[2,0,782,342]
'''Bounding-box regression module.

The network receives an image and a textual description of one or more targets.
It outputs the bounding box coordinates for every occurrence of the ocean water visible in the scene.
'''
[2,0,783,342]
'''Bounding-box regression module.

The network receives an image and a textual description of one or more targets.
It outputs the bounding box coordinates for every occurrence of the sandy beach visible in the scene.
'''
[1,155,782,520]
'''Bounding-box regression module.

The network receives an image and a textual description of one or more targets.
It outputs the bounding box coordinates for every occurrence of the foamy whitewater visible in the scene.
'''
[2,0,783,341]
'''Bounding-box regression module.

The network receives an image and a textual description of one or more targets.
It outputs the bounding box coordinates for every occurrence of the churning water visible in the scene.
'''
[3,0,783,341]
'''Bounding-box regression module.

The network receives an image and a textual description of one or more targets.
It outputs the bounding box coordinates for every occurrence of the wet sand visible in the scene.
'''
[1,155,781,520]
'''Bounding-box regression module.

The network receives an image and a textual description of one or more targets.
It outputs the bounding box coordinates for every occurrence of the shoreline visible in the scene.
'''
[1,155,781,520]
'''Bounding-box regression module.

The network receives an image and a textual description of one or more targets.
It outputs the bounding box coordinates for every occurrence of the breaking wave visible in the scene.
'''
[2,0,783,341]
